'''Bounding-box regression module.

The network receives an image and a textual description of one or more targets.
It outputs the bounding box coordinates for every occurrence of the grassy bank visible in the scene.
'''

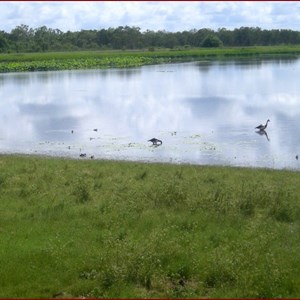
[1,45,300,73]
[0,155,300,298]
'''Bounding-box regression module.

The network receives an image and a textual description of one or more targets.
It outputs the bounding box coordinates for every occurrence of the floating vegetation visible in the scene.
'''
[0,55,164,73]
[2,46,300,73]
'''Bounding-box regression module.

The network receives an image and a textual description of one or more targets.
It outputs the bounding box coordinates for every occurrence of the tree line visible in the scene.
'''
[1,24,300,53]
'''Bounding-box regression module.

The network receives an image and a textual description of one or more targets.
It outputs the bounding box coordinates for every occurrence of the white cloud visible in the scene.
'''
[0,1,300,33]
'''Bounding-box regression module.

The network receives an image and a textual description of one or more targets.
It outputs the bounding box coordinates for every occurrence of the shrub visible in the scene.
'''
[201,35,223,48]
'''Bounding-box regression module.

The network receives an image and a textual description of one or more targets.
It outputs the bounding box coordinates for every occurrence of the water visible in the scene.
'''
[1,58,300,170]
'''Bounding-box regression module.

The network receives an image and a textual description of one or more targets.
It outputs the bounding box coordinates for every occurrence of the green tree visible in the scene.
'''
[194,28,215,47]
[201,34,223,47]
[217,28,234,46]
[76,30,98,49]
[164,32,178,49]
[0,31,9,52]
[34,26,51,51]
[9,24,34,52]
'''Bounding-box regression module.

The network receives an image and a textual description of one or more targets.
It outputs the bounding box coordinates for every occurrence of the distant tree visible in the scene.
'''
[34,26,54,51]
[97,28,113,48]
[0,31,9,52]
[155,30,167,47]
[9,24,34,52]
[76,30,98,49]
[1,24,300,53]
[201,34,223,47]
[217,28,234,46]
[143,29,157,47]
[164,33,178,49]
[232,27,261,46]
[194,28,215,46]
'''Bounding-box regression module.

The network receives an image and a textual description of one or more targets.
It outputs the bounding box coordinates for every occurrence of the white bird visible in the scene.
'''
[256,119,270,131]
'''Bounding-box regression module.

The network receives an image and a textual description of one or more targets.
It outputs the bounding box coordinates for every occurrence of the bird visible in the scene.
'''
[79,153,86,158]
[148,138,162,145]
[296,155,298,160]
[255,119,270,131]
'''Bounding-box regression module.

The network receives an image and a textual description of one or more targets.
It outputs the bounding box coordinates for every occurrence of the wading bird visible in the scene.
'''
[256,119,270,131]
[148,138,162,145]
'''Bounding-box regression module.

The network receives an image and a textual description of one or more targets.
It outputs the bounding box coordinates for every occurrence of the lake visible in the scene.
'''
[1,58,300,170]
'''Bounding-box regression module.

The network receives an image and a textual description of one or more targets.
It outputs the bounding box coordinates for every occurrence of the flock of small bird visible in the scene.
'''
[73,119,298,161]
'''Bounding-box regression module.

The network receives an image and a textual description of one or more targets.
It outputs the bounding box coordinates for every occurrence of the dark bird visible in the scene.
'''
[296,155,298,160]
[148,138,162,145]
[93,129,98,132]
[256,119,270,131]
[79,153,86,157]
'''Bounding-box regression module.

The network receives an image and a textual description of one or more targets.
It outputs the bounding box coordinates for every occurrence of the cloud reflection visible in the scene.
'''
[1,60,300,170]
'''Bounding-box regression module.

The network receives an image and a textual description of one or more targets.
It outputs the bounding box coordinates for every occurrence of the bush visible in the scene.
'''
[201,35,223,48]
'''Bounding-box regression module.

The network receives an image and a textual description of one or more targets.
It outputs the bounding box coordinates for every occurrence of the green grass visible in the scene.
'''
[0,154,300,298]
[1,45,300,73]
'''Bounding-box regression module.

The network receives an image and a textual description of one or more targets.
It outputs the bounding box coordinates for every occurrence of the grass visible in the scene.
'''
[1,45,300,73]
[0,154,300,298]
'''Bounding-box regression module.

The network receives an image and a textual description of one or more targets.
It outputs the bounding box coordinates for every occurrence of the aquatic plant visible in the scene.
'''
[1,45,300,73]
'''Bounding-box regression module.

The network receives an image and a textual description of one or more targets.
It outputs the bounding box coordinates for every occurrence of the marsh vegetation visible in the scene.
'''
[1,46,300,73]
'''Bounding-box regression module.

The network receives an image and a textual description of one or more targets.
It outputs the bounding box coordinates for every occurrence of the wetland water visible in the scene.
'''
[1,58,300,170]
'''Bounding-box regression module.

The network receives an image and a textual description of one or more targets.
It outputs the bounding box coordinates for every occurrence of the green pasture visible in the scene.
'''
[0,155,300,298]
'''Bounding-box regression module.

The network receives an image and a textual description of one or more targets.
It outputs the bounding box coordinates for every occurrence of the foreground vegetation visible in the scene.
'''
[1,45,300,73]
[1,155,300,298]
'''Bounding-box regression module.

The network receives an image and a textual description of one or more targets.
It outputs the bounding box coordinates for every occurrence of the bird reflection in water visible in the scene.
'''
[256,129,270,141]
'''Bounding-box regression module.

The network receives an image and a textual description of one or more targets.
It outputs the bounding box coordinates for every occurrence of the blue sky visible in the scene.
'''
[1,1,300,33]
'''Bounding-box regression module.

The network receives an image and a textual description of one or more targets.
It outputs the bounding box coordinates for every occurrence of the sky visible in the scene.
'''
[1,1,300,33]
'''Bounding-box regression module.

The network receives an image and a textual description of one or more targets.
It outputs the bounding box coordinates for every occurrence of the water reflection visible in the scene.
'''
[1,59,300,170]
[256,129,270,142]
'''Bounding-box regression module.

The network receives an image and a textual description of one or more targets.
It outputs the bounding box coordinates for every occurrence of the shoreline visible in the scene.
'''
[1,152,299,173]
[1,45,300,73]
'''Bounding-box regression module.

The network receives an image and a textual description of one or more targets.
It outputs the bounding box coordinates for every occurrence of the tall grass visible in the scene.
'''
[0,155,300,297]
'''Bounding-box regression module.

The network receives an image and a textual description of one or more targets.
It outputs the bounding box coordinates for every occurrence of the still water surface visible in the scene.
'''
[1,58,300,170]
